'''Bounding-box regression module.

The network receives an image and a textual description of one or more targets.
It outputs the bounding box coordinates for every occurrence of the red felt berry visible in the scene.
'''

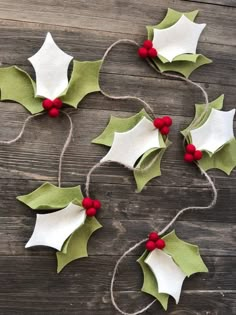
[86,207,97,217]
[82,197,94,209]
[48,107,60,118]
[145,240,156,251]
[194,150,203,160]
[138,47,148,58]
[42,99,53,111]
[93,199,101,209]
[160,126,170,135]
[186,144,196,154]
[162,116,172,127]
[53,98,63,109]
[149,232,159,242]
[148,47,157,58]
[153,118,164,129]
[143,40,153,50]
[184,153,194,163]
[156,239,165,250]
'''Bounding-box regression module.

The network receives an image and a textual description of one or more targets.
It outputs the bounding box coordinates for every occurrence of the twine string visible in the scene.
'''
[58,111,73,187]
[146,58,210,134]
[110,238,156,315]
[110,167,217,315]
[159,167,217,235]
[0,112,45,145]
[0,110,73,187]
[85,152,170,197]
[85,160,138,197]
[100,39,156,119]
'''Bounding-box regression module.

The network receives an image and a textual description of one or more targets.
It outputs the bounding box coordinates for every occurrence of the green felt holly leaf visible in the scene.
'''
[17,182,83,210]
[61,60,102,107]
[146,8,212,78]
[163,230,208,276]
[92,109,168,191]
[134,139,171,192]
[0,66,43,114]
[152,55,212,79]
[92,109,150,146]
[181,95,236,174]
[137,251,169,310]
[197,139,236,175]
[158,53,200,64]
[57,216,102,273]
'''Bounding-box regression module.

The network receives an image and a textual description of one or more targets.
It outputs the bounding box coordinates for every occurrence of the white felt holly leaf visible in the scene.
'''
[101,117,165,168]
[145,249,186,303]
[153,15,206,62]
[26,203,86,251]
[190,108,235,154]
[28,32,73,100]
[137,251,169,310]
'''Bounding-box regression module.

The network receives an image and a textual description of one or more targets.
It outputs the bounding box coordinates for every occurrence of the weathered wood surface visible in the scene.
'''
[0,0,235,314]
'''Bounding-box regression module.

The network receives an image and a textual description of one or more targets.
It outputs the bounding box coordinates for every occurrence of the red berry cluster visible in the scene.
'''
[153,116,172,135]
[145,232,165,251]
[184,144,203,163]
[82,197,101,217]
[42,98,63,118]
[138,40,158,59]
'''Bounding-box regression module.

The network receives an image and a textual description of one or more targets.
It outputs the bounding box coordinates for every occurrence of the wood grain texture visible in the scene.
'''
[0,0,235,314]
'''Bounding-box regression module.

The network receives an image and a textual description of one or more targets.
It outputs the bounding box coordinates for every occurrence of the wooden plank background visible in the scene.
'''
[0,0,235,314]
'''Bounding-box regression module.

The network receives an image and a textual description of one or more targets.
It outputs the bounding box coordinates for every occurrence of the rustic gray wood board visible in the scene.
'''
[0,0,235,314]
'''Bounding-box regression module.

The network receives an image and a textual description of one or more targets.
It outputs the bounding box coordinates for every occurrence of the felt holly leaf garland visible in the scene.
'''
[17,183,102,272]
[92,110,169,192]
[0,32,102,115]
[181,95,236,174]
[137,230,208,310]
[146,8,212,77]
